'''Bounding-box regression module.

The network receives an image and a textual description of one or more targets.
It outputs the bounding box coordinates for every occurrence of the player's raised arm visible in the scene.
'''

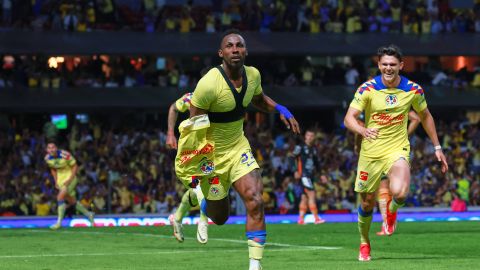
[417,108,448,173]
[251,93,300,134]
[344,107,378,142]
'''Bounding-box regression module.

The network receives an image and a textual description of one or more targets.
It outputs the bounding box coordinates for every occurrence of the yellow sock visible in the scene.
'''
[248,240,264,260]
[75,202,90,216]
[174,190,194,222]
[246,230,266,260]
[358,206,373,244]
[389,198,405,214]
[57,202,66,224]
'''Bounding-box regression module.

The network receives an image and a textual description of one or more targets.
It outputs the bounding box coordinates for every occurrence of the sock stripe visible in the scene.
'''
[246,230,266,245]
[358,206,373,217]
[393,197,405,206]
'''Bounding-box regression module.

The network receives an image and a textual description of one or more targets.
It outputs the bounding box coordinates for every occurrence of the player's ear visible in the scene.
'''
[218,49,223,58]
[399,61,404,71]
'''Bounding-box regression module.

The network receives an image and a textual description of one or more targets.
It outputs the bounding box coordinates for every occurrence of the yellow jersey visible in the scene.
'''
[191,65,262,151]
[350,75,427,159]
[44,150,77,184]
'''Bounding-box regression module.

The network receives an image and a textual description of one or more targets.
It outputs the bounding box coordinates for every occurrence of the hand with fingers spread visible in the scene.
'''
[361,127,379,142]
[275,104,301,134]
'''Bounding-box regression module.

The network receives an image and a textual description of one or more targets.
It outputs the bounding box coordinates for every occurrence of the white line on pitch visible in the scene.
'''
[26,229,342,250]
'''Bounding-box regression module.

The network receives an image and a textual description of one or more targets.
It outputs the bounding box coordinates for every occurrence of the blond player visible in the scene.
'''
[355,111,420,235]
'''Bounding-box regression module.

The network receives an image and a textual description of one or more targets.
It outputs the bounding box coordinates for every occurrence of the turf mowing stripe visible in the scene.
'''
[26,229,342,250]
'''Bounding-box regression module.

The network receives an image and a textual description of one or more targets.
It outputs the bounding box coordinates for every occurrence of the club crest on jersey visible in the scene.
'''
[359,171,369,181]
[199,157,214,175]
[385,94,398,106]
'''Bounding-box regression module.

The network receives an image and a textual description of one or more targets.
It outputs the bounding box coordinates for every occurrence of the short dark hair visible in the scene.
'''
[220,28,242,47]
[46,138,57,145]
[377,44,403,61]
[305,129,315,135]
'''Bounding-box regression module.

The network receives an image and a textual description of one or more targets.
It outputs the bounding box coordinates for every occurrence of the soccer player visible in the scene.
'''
[187,29,300,270]
[344,45,448,261]
[44,140,94,229]
[166,91,210,244]
[355,111,420,235]
[293,129,326,225]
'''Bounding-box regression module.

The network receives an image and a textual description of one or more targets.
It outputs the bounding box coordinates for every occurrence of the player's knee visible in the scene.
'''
[395,192,408,202]
[211,214,229,225]
[205,198,230,225]
[360,200,375,212]
[391,187,408,201]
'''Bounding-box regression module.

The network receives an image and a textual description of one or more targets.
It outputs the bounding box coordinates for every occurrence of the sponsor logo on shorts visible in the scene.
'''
[359,171,369,181]
[179,143,214,164]
[208,176,220,185]
[199,157,214,175]
[385,94,398,106]
[357,181,365,189]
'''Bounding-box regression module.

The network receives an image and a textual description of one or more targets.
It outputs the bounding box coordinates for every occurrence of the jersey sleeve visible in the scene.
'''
[252,67,263,96]
[44,155,54,168]
[191,74,215,110]
[175,93,192,113]
[349,82,372,111]
[411,86,427,113]
[61,150,77,167]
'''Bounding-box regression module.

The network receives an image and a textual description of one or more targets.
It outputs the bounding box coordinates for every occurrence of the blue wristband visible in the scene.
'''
[275,104,293,119]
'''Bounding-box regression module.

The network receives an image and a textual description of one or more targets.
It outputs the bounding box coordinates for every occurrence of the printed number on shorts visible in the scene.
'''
[240,150,255,167]
[301,177,313,189]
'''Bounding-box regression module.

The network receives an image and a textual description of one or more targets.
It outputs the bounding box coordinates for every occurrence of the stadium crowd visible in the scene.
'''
[1,54,479,90]
[0,113,478,217]
[1,0,479,33]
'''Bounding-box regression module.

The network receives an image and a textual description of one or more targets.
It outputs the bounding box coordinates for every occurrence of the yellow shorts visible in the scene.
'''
[57,177,78,198]
[199,136,259,200]
[354,151,410,193]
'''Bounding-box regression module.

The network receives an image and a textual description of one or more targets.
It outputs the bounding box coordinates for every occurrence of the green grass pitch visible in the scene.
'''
[0,221,479,270]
